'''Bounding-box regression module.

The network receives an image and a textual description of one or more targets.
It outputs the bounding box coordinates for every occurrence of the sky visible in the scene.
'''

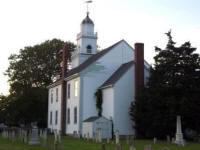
[0,0,199,95]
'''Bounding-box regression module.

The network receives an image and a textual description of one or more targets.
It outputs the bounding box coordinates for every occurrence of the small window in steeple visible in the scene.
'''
[87,45,92,53]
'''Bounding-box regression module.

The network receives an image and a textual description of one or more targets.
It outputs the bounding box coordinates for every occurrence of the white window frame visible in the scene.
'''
[74,80,78,97]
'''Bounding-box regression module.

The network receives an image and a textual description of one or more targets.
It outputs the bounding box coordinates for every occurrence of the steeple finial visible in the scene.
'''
[85,0,92,15]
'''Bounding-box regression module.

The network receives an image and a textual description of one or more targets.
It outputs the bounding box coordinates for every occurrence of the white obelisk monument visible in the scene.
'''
[175,116,184,146]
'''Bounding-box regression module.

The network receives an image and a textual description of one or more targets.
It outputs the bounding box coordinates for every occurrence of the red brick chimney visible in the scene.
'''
[61,43,68,135]
[134,43,144,98]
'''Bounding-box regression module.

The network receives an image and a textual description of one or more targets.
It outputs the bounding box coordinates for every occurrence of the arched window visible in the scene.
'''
[87,45,92,53]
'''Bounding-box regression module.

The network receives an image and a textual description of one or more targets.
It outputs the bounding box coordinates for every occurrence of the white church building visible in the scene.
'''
[47,12,150,137]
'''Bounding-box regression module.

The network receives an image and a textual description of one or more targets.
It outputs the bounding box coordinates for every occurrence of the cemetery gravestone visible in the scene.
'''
[98,128,102,143]
[167,135,170,143]
[144,145,152,150]
[153,137,157,144]
[115,130,119,144]
[126,135,129,145]
[175,116,185,146]
[102,143,106,150]
[28,123,40,145]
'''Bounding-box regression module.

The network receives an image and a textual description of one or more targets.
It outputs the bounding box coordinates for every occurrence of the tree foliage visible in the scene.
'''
[130,31,200,138]
[95,89,103,117]
[0,39,76,127]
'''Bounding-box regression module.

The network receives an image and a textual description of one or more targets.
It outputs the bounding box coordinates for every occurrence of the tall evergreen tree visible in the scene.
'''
[130,31,200,138]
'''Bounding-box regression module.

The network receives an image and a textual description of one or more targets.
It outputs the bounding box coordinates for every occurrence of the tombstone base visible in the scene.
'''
[28,138,40,145]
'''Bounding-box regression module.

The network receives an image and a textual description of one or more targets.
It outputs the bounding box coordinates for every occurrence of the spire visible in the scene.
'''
[85,0,92,15]
[82,1,94,25]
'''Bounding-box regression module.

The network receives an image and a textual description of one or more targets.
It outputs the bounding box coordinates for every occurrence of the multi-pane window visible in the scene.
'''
[74,107,77,124]
[51,90,53,103]
[67,84,70,99]
[50,111,52,125]
[55,110,58,125]
[67,108,70,124]
[56,88,58,102]
[74,81,78,97]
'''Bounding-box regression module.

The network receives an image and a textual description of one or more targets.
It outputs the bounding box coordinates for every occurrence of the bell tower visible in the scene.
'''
[71,2,97,68]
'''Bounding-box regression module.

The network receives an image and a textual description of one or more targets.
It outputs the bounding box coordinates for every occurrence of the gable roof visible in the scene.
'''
[47,40,124,88]
[83,116,100,122]
[66,40,123,78]
[100,61,134,89]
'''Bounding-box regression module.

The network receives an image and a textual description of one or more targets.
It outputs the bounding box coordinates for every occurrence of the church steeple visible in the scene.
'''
[71,8,98,68]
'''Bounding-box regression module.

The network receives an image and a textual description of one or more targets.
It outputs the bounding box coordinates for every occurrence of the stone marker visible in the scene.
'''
[43,129,47,146]
[130,136,134,146]
[115,143,122,150]
[107,138,110,144]
[174,116,185,146]
[166,135,170,143]
[129,145,136,150]
[54,130,59,150]
[40,129,43,137]
[162,147,170,150]
[28,123,40,145]
[144,145,152,150]
[171,137,175,143]
[115,130,119,144]
[87,132,90,141]
[24,130,28,143]
[95,132,98,143]
[92,132,95,142]
[102,143,106,150]
[58,130,61,142]
[153,137,157,144]
[126,135,129,145]
[98,128,102,143]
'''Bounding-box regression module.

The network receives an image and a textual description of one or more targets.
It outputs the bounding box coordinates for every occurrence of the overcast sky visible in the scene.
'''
[0,0,199,95]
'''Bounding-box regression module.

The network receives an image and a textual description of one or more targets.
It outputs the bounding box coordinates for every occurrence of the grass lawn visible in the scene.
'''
[0,136,200,150]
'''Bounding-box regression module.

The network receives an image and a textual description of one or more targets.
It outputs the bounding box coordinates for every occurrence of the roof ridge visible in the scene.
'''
[65,39,124,78]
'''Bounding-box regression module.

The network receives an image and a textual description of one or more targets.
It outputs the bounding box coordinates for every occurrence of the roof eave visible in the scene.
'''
[47,80,63,89]
[99,84,114,90]
[65,73,79,81]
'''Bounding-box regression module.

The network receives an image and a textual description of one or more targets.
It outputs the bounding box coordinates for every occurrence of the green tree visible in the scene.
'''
[130,31,200,138]
[1,39,76,127]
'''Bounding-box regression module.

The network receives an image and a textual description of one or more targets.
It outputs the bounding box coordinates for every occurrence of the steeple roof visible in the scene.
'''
[81,13,94,25]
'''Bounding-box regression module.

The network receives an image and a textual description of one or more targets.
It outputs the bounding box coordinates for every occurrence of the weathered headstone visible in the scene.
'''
[162,147,170,150]
[98,128,102,143]
[87,132,90,141]
[95,132,98,143]
[24,130,28,143]
[11,130,15,142]
[54,130,59,150]
[174,116,185,146]
[115,130,119,144]
[130,136,134,146]
[102,143,106,150]
[130,145,136,150]
[42,129,47,146]
[58,130,61,142]
[28,123,40,145]
[171,137,175,143]
[40,129,43,137]
[126,135,129,145]
[115,143,122,150]
[153,137,157,144]
[144,145,152,150]
[166,135,170,143]
[107,138,110,144]
[92,132,95,142]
